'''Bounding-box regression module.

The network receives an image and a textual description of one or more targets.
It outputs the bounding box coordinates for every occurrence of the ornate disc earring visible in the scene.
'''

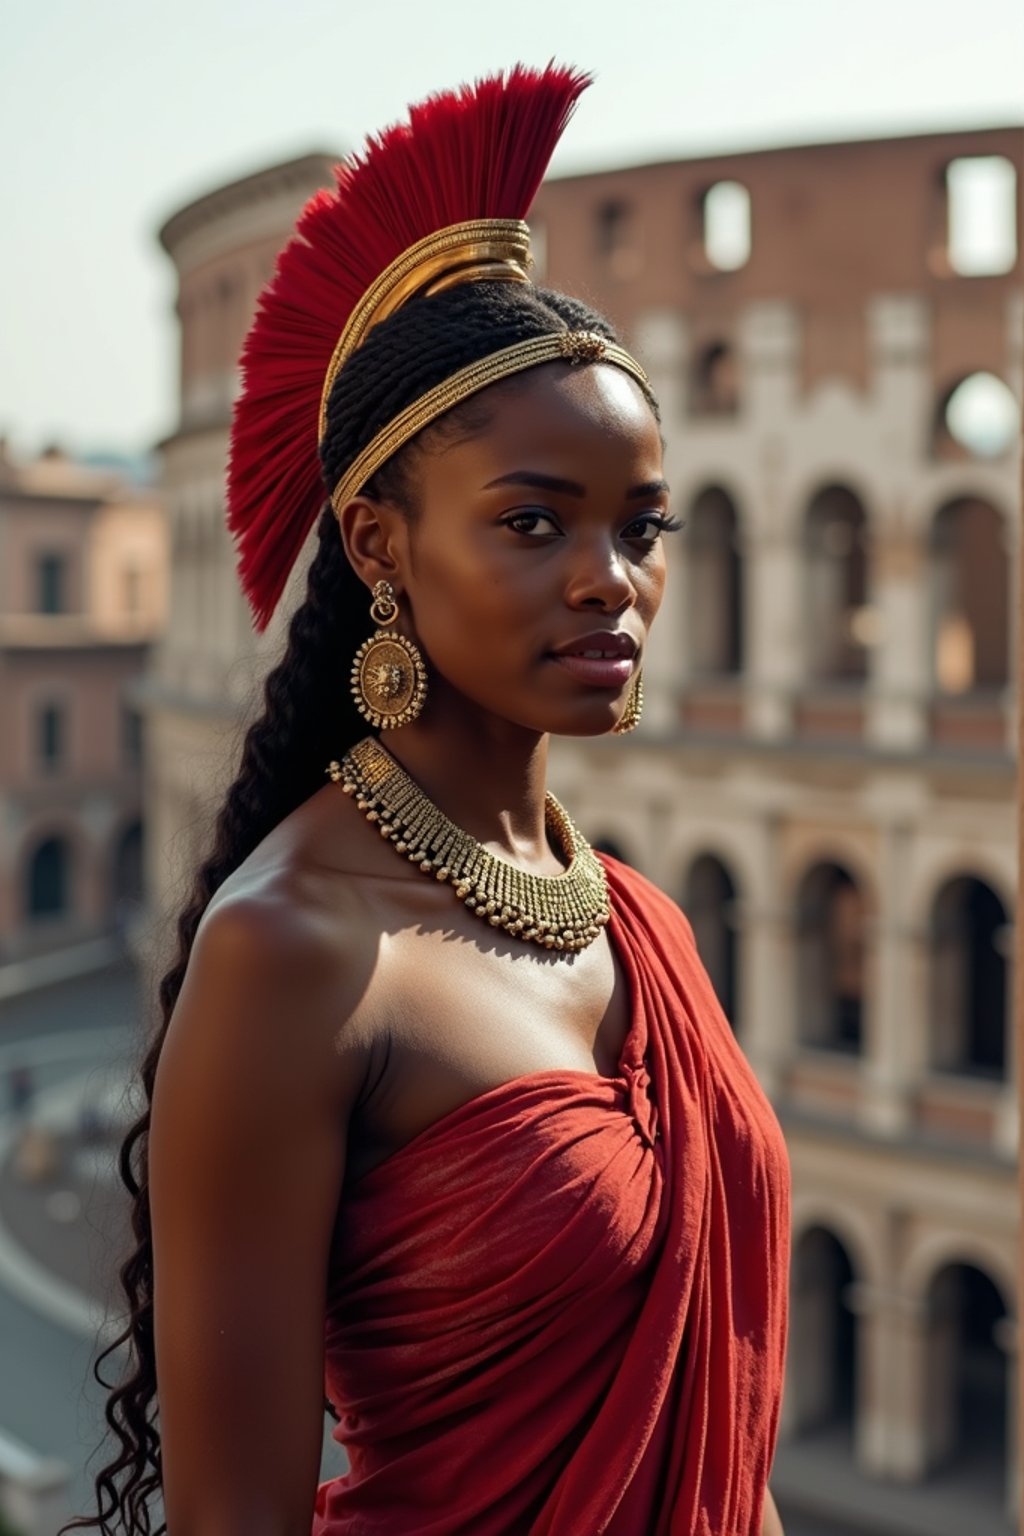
[611,669,643,734]
[351,579,428,729]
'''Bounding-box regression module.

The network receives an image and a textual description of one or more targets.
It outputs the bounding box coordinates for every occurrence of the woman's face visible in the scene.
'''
[364,360,674,738]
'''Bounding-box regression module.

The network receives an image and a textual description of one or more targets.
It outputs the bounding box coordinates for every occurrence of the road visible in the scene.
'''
[0,953,347,1529]
[0,957,143,1521]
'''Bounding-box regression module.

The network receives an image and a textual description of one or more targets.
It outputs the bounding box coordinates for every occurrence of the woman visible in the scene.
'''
[63,64,790,1536]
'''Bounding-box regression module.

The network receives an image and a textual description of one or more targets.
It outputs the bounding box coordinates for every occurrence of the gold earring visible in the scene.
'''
[351,579,428,729]
[611,669,643,735]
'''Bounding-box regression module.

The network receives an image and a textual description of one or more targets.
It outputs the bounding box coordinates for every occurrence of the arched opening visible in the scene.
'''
[933,372,1020,462]
[929,876,1008,1079]
[26,835,71,919]
[796,863,866,1054]
[922,1262,1009,1499]
[803,486,870,682]
[790,1226,857,1441]
[594,198,641,280]
[689,340,739,416]
[701,180,752,272]
[687,487,743,676]
[930,498,1008,693]
[683,853,740,1029]
[945,156,1018,276]
[111,820,144,917]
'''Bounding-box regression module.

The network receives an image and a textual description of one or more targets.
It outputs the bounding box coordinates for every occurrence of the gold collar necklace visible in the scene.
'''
[326,735,611,953]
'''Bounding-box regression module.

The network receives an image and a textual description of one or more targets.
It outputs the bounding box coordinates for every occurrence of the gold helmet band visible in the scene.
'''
[318,218,533,443]
[329,329,653,519]
[318,215,653,519]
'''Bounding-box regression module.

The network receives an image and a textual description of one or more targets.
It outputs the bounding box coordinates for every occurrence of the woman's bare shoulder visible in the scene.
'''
[202,775,407,959]
[165,779,403,1109]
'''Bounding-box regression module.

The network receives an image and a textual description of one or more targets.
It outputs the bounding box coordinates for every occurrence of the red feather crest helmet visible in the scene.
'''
[226,62,593,632]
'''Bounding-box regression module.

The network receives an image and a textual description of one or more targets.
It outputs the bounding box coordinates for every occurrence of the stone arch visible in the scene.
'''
[782,832,879,920]
[928,874,1009,1078]
[790,1196,882,1287]
[682,851,742,1028]
[901,1231,1015,1314]
[17,818,87,924]
[787,467,879,542]
[802,483,871,682]
[795,859,869,1053]
[110,818,144,918]
[929,495,1008,692]
[24,833,73,919]
[788,1223,859,1437]
[688,339,739,416]
[906,478,1014,540]
[919,1260,1010,1489]
[908,850,1014,938]
[685,485,744,676]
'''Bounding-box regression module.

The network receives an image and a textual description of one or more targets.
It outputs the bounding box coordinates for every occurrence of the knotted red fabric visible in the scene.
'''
[312,856,791,1535]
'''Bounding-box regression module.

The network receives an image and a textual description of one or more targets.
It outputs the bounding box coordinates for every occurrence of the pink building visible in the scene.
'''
[0,442,167,965]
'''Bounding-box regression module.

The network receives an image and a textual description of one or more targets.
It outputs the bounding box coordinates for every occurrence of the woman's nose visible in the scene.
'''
[563,540,635,611]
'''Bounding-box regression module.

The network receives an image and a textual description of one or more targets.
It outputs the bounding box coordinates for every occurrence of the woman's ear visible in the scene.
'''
[337,495,408,594]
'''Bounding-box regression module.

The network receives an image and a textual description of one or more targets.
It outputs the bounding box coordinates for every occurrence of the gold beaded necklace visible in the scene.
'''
[326,735,611,953]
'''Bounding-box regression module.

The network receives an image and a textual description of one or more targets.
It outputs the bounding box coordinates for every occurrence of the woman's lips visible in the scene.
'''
[547,653,636,687]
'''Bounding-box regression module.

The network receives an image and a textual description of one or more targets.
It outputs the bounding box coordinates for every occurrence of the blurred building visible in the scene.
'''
[0,444,166,967]
[146,126,1022,1534]
[138,152,338,925]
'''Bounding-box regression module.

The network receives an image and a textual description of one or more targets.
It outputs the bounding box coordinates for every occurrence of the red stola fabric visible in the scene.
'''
[312,856,791,1535]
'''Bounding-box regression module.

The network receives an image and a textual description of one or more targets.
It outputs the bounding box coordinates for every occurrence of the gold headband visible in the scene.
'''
[329,329,653,518]
[318,218,533,442]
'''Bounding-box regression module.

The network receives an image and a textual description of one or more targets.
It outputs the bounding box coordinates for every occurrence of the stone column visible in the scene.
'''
[743,524,802,740]
[844,1280,970,1482]
[1005,288,1023,748]
[1014,278,1024,1536]
[635,310,689,734]
[735,814,790,1100]
[737,303,802,742]
[993,1315,1020,1521]
[874,1286,934,1479]
[864,513,930,751]
[860,818,917,1136]
[864,295,932,751]
[994,905,1018,1153]
[1002,510,1018,756]
[842,1280,891,1474]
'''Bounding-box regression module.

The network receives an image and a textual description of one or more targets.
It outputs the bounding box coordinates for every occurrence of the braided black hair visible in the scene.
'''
[60,279,657,1534]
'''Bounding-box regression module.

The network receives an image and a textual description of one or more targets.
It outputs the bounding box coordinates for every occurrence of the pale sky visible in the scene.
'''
[2,0,1022,459]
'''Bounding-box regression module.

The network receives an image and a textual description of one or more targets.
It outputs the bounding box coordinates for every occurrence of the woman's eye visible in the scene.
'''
[504,509,560,537]
[623,512,686,543]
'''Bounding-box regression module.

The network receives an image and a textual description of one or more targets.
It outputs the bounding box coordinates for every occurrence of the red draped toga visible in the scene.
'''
[312,855,791,1535]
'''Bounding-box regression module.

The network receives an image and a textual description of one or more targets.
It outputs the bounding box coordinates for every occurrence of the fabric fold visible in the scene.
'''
[313,856,790,1535]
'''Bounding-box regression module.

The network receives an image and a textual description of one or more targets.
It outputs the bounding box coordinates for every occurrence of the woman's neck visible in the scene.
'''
[375,713,560,875]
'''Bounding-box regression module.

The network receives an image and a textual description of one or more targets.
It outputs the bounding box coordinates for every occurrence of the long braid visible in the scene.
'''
[61,279,642,1534]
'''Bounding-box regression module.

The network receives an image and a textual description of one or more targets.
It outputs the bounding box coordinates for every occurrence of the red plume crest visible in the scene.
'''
[225,61,592,632]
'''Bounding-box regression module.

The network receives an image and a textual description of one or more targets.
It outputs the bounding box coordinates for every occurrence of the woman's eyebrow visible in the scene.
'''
[482,470,670,499]
[626,478,671,501]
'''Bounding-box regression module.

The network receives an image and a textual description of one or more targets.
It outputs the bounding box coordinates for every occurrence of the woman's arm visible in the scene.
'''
[149,894,367,1535]
[762,1484,786,1536]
